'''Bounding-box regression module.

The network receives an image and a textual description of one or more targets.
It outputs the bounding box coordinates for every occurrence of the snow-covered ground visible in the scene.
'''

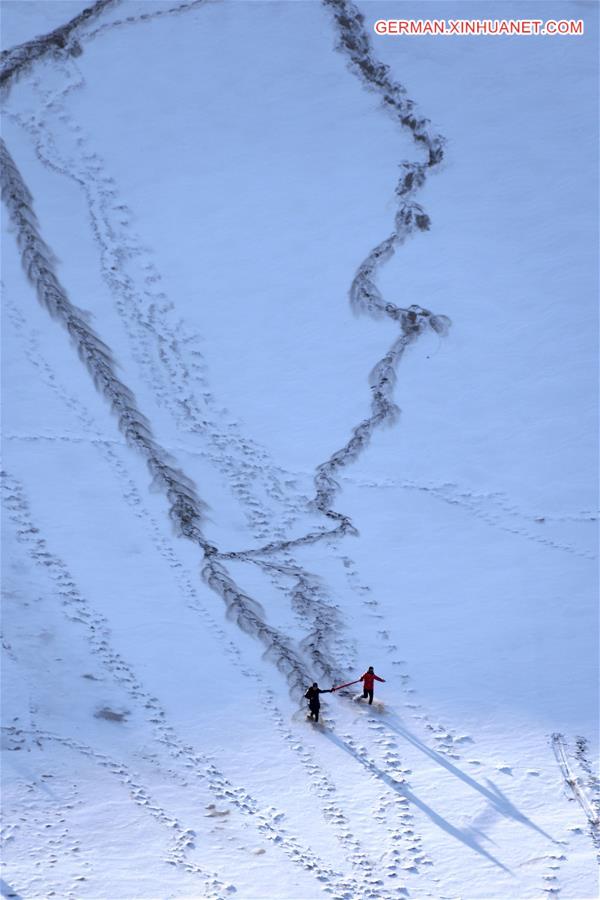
[1,1,598,898]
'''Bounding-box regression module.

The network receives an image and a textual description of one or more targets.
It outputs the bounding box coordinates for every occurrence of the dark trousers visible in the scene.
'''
[363,688,374,704]
[309,704,320,722]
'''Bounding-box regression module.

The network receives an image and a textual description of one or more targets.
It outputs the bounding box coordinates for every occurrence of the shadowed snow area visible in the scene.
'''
[1,1,598,898]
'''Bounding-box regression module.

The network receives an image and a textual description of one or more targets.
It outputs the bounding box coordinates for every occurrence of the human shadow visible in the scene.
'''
[0,880,24,899]
[323,728,511,872]
[376,708,554,843]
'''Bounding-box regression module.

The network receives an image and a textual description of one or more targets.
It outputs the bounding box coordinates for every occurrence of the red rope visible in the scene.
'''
[331,679,361,692]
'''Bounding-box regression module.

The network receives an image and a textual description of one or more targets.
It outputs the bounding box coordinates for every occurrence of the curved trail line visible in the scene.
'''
[0,0,209,91]
[2,472,389,900]
[0,138,313,698]
[3,0,470,789]
[310,0,450,531]
[5,39,349,692]
[1,4,450,712]
[0,0,116,89]
[211,0,451,559]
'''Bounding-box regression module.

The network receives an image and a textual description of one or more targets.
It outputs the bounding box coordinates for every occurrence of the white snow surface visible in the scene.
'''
[1,1,598,899]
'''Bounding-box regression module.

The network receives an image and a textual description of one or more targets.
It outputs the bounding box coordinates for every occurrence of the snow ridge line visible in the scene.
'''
[551,733,600,847]
[307,0,450,527]
[0,138,313,698]
[0,0,117,90]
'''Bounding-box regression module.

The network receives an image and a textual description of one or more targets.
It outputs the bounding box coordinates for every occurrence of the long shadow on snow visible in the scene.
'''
[323,729,511,872]
[0,880,24,900]
[379,709,554,844]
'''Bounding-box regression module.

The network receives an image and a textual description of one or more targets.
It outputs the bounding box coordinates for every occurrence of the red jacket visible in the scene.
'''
[361,671,385,691]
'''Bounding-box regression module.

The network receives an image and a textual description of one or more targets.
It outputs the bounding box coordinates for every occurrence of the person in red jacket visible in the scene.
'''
[360,667,385,704]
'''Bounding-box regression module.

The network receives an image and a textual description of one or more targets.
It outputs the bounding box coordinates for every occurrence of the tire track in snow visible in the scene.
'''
[7,53,300,548]
[2,302,411,893]
[3,8,517,884]
[574,735,600,827]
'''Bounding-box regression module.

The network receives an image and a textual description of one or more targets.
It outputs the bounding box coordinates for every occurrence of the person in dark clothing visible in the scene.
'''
[304,682,332,722]
[360,667,385,705]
